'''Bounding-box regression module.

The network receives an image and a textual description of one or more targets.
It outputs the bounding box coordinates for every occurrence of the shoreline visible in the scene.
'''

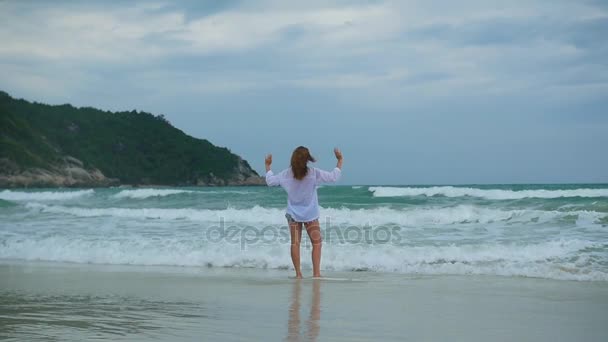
[0,259,605,283]
[0,180,267,189]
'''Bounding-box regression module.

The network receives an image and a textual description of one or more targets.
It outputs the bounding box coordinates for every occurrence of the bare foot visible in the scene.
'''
[295,273,303,279]
[312,274,322,278]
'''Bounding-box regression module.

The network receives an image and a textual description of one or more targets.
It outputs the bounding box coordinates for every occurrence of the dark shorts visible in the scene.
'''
[285,213,298,224]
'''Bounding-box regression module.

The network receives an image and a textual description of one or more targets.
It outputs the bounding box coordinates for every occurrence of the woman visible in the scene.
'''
[265,146,343,278]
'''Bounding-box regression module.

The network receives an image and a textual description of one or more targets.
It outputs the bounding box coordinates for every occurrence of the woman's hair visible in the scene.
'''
[291,146,316,180]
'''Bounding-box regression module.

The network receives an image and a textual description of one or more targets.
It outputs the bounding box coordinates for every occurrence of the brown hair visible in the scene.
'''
[290,146,316,180]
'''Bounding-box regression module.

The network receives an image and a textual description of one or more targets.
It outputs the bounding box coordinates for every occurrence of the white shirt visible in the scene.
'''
[266,167,342,222]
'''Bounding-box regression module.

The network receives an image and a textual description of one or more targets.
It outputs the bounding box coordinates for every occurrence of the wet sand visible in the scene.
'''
[1,261,607,341]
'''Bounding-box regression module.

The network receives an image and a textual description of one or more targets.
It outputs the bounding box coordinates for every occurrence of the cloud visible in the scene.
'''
[0,3,185,62]
[0,0,606,183]
[1,0,605,109]
[0,2,401,62]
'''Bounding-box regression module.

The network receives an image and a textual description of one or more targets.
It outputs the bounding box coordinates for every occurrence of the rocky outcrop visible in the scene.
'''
[0,157,119,188]
[0,155,263,188]
[196,157,265,186]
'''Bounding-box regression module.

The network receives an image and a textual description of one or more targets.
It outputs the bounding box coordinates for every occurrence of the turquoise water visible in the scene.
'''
[1,184,607,281]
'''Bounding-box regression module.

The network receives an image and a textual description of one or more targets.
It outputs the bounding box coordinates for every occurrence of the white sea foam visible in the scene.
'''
[26,203,288,224]
[0,189,94,201]
[25,203,606,227]
[113,189,194,199]
[323,239,607,281]
[369,186,608,199]
[0,235,604,281]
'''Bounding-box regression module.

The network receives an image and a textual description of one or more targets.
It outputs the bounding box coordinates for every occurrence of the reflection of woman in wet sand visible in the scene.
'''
[308,280,321,341]
[265,147,343,278]
[287,280,301,340]
[286,280,321,341]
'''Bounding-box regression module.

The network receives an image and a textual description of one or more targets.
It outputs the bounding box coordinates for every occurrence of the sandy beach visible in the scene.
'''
[1,261,607,341]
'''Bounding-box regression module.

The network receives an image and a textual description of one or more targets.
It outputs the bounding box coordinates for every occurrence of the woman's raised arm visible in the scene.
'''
[315,148,343,184]
[265,154,281,186]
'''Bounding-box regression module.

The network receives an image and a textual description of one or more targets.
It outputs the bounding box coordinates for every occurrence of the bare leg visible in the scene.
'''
[305,220,322,278]
[289,222,303,279]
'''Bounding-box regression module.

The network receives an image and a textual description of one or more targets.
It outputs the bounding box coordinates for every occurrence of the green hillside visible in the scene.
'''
[0,91,261,186]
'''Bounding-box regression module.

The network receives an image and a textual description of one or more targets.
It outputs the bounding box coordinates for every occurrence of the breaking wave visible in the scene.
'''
[113,189,194,199]
[0,236,604,281]
[0,189,94,202]
[24,203,605,226]
[369,186,608,200]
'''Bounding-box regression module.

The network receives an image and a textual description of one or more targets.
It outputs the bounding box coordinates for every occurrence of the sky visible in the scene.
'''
[1,0,607,184]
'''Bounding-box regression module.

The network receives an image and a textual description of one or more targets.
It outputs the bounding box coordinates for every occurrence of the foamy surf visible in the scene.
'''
[24,203,606,226]
[113,188,194,199]
[0,235,604,281]
[0,189,94,201]
[369,186,608,199]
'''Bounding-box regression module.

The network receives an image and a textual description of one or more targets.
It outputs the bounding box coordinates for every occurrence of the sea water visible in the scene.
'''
[1,184,607,281]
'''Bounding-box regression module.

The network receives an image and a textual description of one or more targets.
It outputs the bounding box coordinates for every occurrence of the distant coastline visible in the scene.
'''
[0,91,263,188]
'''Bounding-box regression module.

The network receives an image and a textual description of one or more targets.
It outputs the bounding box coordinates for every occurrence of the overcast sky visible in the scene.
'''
[1,0,607,184]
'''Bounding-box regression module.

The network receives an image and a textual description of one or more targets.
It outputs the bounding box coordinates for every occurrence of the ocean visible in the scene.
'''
[2,184,608,341]
[1,184,607,281]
